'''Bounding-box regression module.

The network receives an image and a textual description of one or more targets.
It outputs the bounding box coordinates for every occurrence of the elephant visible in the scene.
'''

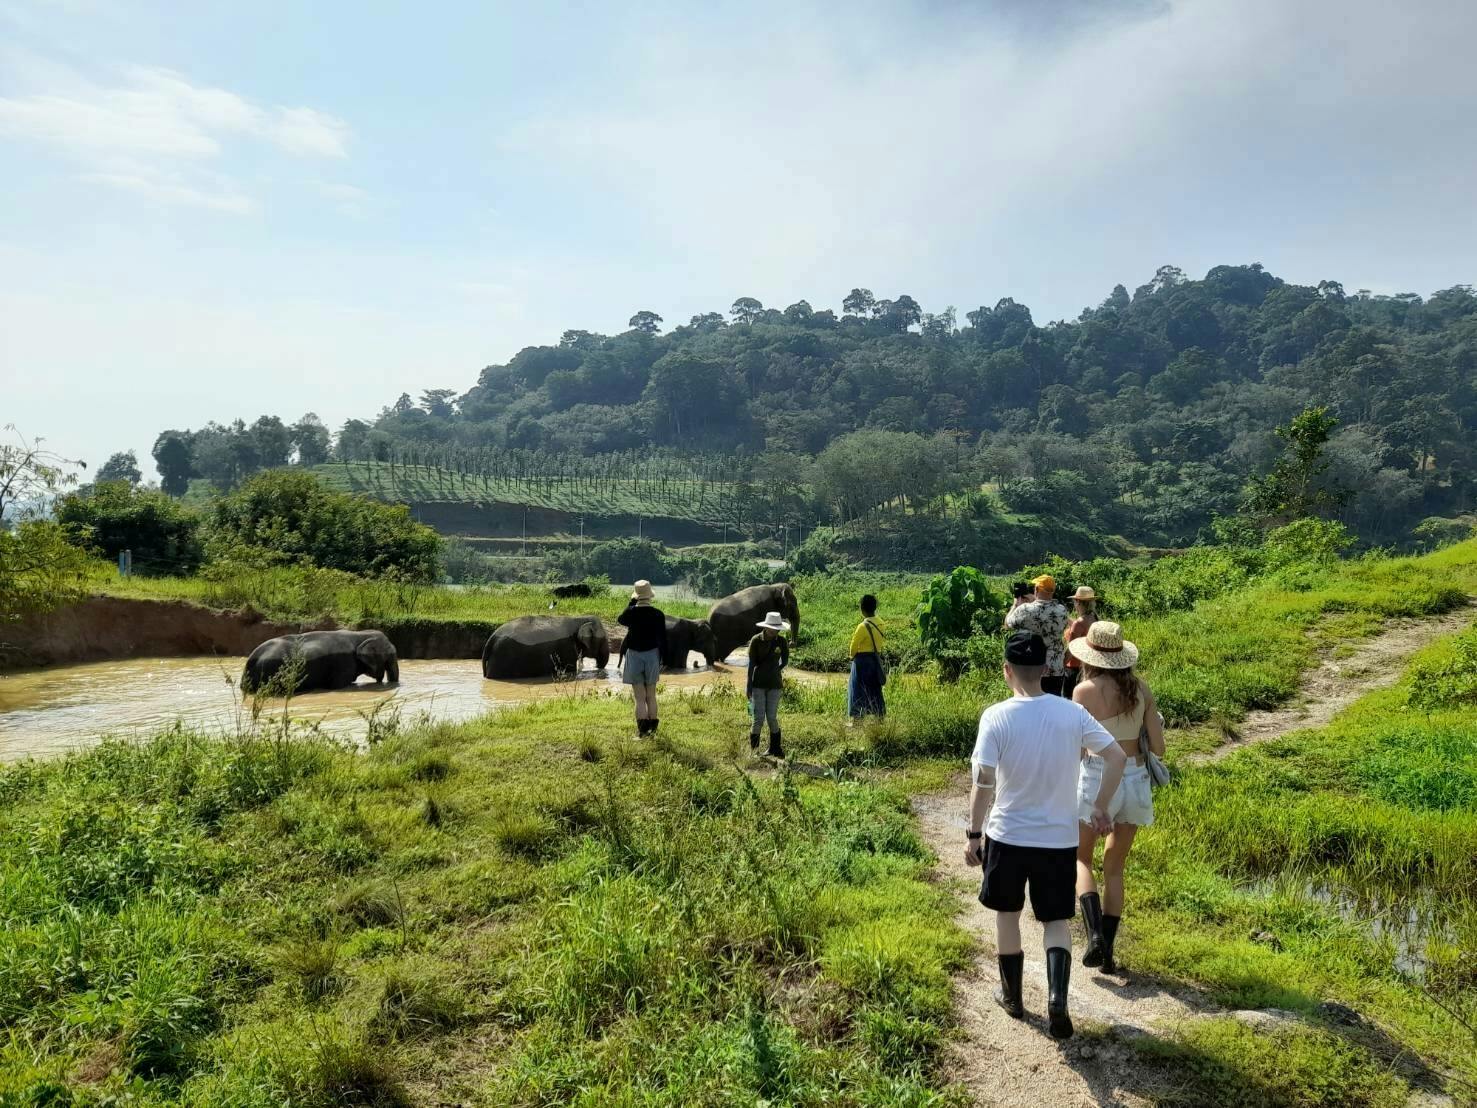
[662,616,718,669]
[550,582,593,599]
[707,583,801,662]
[240,629,400,694]
[482,615,611,679]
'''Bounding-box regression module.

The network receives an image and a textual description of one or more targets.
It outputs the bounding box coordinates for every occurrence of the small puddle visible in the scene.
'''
[1244,877,1452,978]
[0,653,837,762]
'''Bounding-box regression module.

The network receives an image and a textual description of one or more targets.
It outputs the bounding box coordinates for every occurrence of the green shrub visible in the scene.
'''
[915,566,1006,679]
[57,480,205,575]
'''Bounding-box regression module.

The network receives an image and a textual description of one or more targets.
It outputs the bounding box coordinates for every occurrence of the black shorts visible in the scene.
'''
[979,836,1077,921]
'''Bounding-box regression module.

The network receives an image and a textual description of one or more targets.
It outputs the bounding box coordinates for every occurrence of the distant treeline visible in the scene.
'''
[141,264,1477,548]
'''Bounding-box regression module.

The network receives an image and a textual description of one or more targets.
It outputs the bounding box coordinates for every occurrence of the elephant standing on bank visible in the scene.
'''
[707,584,801,662]
[661,617,718,669]
[482,615,611,679]
[240,630,400,694]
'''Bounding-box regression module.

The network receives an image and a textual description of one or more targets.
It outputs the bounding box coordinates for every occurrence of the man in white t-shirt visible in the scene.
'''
[964,629,1126,1040]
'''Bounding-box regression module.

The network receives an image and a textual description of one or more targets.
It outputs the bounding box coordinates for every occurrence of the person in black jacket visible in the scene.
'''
[746,611,790,758]
[618,580,668,737]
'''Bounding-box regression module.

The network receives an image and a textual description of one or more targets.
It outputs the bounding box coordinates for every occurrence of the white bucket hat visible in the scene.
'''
[1067,620,1139,669]
[630,580,655,602]
[756,611,791,632]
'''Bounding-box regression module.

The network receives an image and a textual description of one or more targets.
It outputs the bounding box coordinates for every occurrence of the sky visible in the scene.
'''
[2,0,1475,480]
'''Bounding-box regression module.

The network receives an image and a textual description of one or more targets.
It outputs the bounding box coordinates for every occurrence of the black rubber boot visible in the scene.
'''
[749,731,761,750]
[637,719,651,737]
[1080,892,1105,968]
[1101,914,1121,975]
[994,952,1025,1019]
[648,719,659,738]
[766,729,784,759]
[1046,947,1073,1040]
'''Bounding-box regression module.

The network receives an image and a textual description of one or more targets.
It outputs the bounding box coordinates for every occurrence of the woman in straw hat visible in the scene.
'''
[745,611,790,758]
[1062,586,1099,699]
[1069,621,1164,975]
[618,581,668,737]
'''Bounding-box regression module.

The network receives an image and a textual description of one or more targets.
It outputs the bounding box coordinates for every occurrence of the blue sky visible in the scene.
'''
[3,0,1475,479]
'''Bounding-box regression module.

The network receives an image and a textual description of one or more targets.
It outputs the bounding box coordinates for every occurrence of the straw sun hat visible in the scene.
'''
[1071,586,1096,602]
[631,580,655,602]
[756,611,791,632]
[1067,620,1139,669]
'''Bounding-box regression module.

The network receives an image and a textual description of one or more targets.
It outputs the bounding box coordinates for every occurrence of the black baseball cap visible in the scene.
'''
[1004,630,1047,666]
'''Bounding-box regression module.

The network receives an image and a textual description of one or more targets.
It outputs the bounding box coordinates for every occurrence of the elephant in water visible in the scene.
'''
[482,615,611,679]
[241,629,400,694]
[707,583,800,662]
[662,617,718,669]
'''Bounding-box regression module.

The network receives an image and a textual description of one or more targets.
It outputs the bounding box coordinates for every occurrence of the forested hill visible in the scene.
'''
[150,265,1477,548]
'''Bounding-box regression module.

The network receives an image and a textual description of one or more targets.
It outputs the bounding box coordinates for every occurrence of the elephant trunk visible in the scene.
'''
[592,645,610,672]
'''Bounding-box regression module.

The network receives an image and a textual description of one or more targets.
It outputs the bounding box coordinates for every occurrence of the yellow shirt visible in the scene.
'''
[849,618,885,657]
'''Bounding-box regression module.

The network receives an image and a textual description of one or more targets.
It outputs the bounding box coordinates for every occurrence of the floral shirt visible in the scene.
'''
[1005,600,1070,676]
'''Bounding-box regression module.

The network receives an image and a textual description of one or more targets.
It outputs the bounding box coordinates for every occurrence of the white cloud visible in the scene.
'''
[81,170,256,213]
[0,58,351,212]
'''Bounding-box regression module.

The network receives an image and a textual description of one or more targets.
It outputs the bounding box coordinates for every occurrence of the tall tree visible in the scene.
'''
[96,450,143,486]
[291,413,332,466]
[1243,405,1347,524]
[628,310,664,334]
[151,431,195,497]
[842,288,876,317]
[730,297,764,325]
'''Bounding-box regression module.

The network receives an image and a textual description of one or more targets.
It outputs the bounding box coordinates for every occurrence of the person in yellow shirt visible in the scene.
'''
[847,593,886,720]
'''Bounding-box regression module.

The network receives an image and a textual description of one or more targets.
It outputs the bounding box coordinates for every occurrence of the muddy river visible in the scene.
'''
[0,655,836,762]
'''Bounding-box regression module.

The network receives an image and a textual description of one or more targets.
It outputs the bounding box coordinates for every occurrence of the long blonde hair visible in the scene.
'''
[1082,662,1139,712]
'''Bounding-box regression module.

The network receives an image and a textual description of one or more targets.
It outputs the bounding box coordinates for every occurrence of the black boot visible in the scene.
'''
[1046,947,1073,1040]
[648,719,659,738]
[766,729,784,759]
[993,952,1025,1019]
[636,718,651,737]
[749,731,761,750]
[1101,915,1121,975]
[1080,892,1105,968]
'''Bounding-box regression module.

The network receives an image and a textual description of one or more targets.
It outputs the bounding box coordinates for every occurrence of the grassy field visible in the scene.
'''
[11,540,1476,1103]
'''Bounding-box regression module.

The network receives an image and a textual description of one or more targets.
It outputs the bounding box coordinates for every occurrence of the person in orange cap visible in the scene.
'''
[1004,575,1070,695]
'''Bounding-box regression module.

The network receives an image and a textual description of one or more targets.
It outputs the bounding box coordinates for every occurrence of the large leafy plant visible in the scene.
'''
[916,566,1006,679]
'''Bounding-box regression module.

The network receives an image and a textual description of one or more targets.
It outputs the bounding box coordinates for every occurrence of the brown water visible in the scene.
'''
[0,655,769,762]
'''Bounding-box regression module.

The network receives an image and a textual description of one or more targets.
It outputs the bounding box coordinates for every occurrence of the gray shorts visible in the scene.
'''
[622,648,661,686]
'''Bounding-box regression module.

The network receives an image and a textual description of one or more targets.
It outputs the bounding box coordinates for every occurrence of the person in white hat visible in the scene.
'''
[618,580,668,737]
[746,611,790,758]
[1069,620,1164,976]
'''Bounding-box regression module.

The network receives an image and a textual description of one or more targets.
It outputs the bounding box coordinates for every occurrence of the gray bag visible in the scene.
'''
[1140,711,1170,787]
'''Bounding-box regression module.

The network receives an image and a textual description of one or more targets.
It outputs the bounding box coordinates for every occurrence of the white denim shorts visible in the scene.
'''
[1078,755,1154,827]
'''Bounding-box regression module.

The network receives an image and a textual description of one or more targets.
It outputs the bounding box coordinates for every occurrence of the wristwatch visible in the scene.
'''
[965,830,982,840]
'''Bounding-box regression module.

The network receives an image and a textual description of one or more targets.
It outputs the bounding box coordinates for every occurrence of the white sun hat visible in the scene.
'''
[756,611,791,631]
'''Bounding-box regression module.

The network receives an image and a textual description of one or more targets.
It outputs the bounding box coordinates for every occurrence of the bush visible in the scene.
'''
[208,470,441,582]
[1261,518,1354,570]
[57,481,205,575]
[916,566,1006,679]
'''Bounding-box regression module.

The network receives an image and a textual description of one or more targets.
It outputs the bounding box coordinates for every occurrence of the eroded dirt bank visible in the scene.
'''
[0,597,501,670]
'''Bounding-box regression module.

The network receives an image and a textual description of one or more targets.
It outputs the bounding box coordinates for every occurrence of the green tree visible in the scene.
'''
[0,429,91,621]
[1243,405,1347,525]
[151,431,195,496]
[628,310,663,334]
[251,415,292,469]
[420,390,457,418]
[842,288,876,317]
[291,413,332,466]
[96,450,143,486]
[209,470,442,581]
[730,297,764,325]
[57,481,204,575]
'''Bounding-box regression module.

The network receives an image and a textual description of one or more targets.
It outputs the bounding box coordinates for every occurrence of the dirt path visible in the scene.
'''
[1203,603,1475,762]
[913,605,1474,1106]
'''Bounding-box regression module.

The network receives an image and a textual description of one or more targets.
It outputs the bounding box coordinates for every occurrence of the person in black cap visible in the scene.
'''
[962,629,1126,1040]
